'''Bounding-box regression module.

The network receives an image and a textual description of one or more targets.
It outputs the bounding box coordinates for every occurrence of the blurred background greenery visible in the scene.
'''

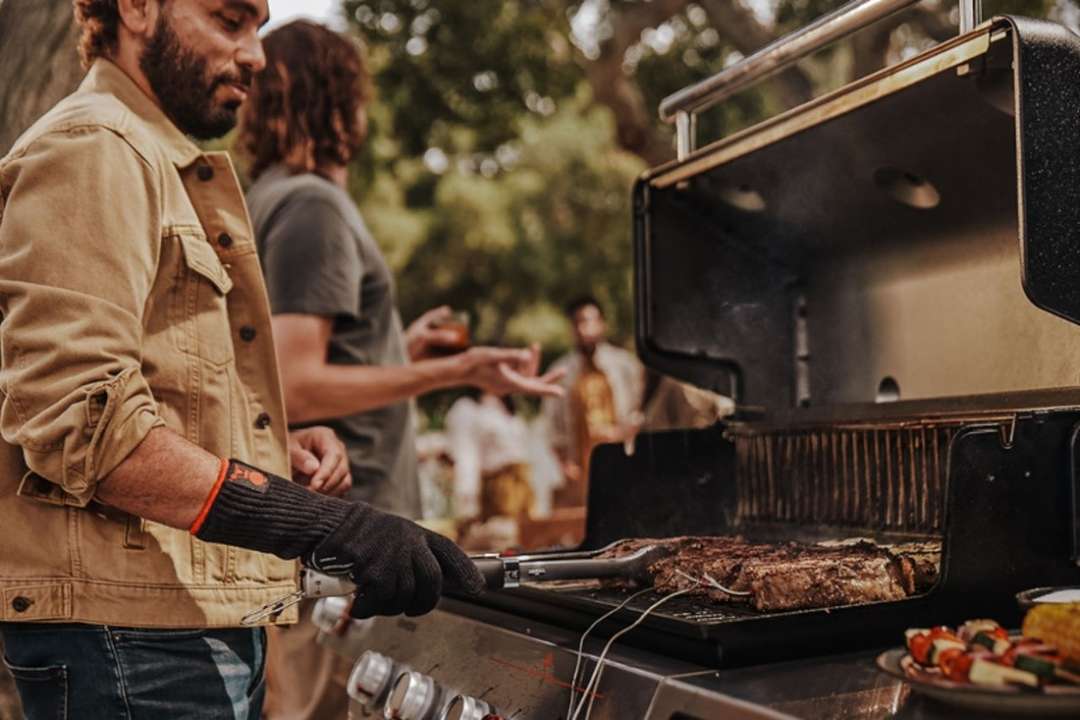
[0,0,1075,426]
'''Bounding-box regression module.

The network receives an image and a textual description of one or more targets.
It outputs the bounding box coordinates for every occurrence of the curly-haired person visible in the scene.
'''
[0,3,491,718]
[236,21,565,718]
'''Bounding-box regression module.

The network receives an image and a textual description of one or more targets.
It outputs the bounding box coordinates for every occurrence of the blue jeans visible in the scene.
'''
[0,623,266,720]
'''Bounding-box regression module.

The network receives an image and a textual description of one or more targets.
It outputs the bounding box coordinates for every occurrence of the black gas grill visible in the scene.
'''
[466,16,1080,671]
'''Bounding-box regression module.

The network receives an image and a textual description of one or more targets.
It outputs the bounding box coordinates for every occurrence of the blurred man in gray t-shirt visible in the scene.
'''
[248,165,421,515]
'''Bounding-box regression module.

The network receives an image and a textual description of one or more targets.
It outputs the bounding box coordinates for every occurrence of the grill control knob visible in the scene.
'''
[347,651,395,709]
[384,671,439,720]
[439,695,493,720]
[311,596,350,633]
[312,597,374,656]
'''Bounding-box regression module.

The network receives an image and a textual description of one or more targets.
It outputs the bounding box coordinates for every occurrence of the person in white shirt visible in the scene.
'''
[446,392,534,522]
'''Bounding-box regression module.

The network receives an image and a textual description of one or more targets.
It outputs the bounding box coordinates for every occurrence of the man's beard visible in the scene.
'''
[139,13,251,140]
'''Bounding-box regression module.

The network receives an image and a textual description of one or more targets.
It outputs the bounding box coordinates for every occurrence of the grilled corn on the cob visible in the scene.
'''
[1023,603,1080,662]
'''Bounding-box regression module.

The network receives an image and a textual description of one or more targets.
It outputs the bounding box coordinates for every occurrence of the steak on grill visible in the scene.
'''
[601,536,937,611]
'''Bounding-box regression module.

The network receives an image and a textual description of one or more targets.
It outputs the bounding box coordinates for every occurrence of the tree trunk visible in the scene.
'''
[0,0,85,153]
[578,0,819,167]
[700,0,815,108]
[0,5,82,713]
[579,0,693,166]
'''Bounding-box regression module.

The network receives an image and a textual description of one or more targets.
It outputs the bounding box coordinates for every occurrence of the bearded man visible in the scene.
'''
[0,2,485,717]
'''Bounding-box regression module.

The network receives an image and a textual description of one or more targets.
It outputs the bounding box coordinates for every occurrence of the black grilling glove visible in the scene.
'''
[192,459,486,618]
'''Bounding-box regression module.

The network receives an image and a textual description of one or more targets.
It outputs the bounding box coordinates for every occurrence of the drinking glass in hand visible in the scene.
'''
[430,310,471,355]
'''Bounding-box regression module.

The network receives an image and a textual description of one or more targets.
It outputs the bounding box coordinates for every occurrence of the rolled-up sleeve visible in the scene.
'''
[0,126,166,505]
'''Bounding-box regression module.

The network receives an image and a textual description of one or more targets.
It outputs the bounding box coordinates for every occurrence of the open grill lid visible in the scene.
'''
[634,17,1080,416]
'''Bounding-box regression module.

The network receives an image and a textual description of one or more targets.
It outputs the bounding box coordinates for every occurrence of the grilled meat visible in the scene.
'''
[601,536,938,611]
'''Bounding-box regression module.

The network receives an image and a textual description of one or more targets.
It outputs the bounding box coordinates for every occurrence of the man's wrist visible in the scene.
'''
[189,458,231,534]
[415,353,471,391]
[192,459,352,561]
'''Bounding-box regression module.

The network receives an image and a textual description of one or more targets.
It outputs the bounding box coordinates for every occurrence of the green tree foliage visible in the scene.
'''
[350,90,643,355]
[340,0,650,357]
[344,0,580,157]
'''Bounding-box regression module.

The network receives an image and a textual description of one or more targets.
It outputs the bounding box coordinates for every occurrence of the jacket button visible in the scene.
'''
[197,164,214,181]
[254,412,271,429]
[11,596,32,613]
[239,325,257,342]
[217,232,233,248]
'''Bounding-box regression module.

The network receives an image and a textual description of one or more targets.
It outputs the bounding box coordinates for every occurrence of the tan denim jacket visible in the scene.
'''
[0,60,298,627]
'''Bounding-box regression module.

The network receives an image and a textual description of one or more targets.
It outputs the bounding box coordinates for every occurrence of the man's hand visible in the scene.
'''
[455,343,565,398]
[306,504,487,618]
[288,426,351,497]
[405,306,463,361]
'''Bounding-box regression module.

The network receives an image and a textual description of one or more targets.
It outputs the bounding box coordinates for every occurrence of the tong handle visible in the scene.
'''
[471,546,662,590]
[473,557,512,590]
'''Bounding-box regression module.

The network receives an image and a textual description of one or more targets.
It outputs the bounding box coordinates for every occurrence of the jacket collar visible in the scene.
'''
[81,59,203,168]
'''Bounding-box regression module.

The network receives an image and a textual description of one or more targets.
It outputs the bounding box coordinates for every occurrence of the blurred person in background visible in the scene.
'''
[446,391,533,550]
[541,296,644,507]
[414,431,455,521]
[237,20,562,719]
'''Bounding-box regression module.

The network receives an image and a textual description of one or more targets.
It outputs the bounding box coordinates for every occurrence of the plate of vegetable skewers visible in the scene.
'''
[876,603,1080,715]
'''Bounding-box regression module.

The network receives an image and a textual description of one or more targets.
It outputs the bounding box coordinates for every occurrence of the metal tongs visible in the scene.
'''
[241,542,670,625]
[241,571,358,625]
[469,542,669,590]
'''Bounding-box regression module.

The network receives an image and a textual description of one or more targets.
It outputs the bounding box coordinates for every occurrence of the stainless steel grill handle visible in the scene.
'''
[959,0,983,33]
[660,0,982,158]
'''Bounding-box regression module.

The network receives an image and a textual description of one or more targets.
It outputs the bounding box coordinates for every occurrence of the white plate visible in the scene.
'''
[875,648,1080,716]
[1016,586,1080,609]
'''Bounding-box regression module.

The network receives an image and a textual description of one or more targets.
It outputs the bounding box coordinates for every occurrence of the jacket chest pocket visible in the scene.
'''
[169,231,235,367]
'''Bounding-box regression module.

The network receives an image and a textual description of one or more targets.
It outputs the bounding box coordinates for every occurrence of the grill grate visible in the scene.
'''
[541,584,760,625]
[733,423,959,533]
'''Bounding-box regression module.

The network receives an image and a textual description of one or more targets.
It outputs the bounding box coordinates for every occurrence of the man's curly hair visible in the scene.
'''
[73,0,123,69]
[238,21,373,181]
